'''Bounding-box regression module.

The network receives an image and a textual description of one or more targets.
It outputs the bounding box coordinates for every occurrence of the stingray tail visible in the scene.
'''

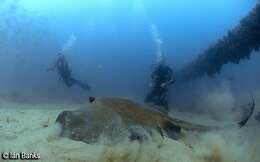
[237,96,255,128]
[162,97,255,133]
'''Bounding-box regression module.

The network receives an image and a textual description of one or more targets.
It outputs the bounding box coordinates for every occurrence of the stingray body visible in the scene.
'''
[89,96,255,139]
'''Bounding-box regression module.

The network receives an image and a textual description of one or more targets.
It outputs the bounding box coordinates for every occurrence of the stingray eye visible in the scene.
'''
[89,97,96,103]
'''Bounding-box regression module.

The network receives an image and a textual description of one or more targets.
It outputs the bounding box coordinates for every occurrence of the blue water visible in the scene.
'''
[0,0,258,103]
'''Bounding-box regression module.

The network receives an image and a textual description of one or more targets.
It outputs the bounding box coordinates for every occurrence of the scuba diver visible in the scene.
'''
[48,53,91,91]
[145,62,175,113]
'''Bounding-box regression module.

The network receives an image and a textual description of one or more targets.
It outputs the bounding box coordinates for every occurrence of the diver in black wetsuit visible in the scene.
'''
[48,53,91,90]
[145,62,175,113]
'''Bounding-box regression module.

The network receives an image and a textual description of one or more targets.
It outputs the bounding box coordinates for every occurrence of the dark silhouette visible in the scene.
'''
[180,3,260,80]
[48,53,91,90]
[256,111,260,123]
[145,62,175,113]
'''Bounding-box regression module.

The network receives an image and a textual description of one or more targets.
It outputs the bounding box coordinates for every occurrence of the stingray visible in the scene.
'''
[87,96,255,140]
[56,96,255,143]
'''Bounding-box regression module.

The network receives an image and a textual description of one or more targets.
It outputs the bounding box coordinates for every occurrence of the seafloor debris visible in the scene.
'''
[55,97,255,144]
[180,3,260,80]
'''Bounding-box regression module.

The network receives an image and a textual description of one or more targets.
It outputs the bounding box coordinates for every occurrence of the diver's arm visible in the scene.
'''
[47,61,57,71]
[161,74,175,88]
[47,67,55,71]
[167,73,175,85]
[161,80,174,88]
[166,78,175,86]
[166,69,175,85]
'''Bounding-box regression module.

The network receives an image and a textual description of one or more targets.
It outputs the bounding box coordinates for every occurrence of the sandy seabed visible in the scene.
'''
[0,99,260,162]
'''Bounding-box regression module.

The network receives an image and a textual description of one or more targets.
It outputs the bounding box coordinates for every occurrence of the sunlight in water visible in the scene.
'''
[19,0,115,13]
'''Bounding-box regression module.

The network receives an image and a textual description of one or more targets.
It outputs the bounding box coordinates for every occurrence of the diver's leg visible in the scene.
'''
[62,76,73,87]
[70,78,91,90]
[158,89,169,112]
[145,88,156,103]
[162,93,169,111]
[59,69,73,88]
[145,87,160,104]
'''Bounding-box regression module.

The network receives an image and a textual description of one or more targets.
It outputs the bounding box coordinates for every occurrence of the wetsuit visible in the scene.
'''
[51,56,91,90]
[145,64,174,112]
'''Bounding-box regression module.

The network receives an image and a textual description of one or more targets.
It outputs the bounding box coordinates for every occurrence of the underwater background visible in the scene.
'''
[0,0,258,103]
[0,0,260,162]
